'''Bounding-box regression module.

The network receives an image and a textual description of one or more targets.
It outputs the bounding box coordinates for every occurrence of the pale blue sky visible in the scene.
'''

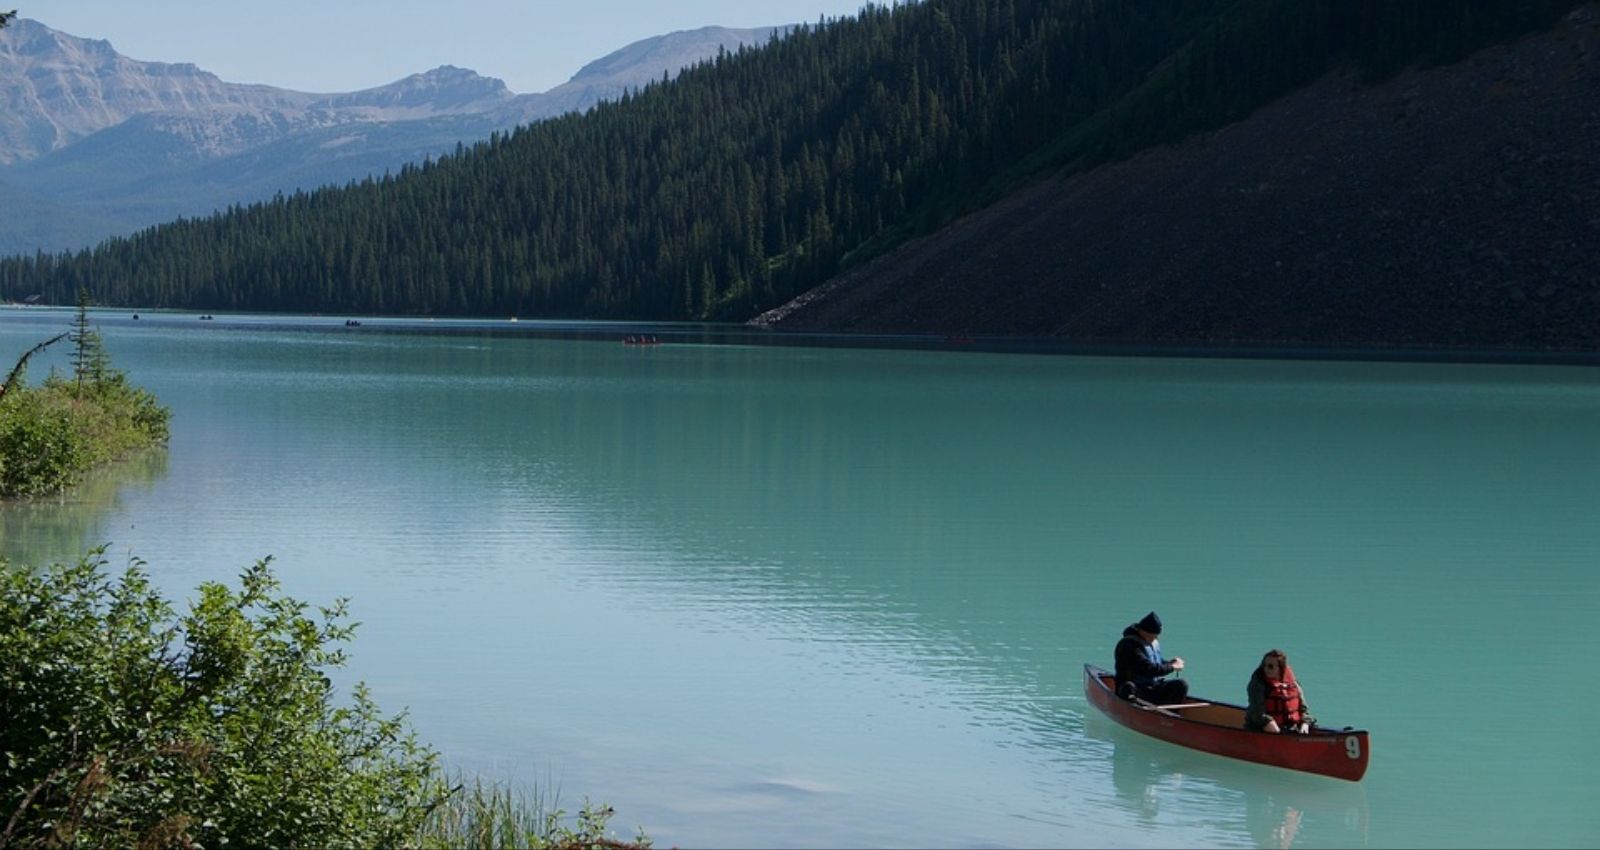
[18,0,875,94]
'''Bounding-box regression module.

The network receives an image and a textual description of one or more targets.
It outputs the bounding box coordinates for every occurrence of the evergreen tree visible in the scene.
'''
[68,288,109,396]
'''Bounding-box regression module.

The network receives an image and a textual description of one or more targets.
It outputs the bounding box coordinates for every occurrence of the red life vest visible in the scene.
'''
[1264,677,1306,726]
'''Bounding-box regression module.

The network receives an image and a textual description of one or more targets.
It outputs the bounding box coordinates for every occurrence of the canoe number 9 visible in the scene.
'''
[1344,736,1361,759]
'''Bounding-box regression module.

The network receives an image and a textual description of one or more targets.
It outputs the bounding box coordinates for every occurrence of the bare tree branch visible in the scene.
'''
[0,333,68,402]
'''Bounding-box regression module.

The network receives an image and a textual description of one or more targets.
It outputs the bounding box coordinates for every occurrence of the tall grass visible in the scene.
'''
[413,776,651,850]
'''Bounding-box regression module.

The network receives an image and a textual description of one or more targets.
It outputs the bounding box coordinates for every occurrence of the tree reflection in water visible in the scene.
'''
[0,447,169,567]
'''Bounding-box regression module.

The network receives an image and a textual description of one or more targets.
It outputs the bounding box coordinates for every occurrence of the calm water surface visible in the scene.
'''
[3,309,1598,848]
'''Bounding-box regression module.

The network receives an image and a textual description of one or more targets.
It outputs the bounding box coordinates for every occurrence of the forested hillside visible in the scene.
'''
[756,3,1599,353]
[0,0,1583,329]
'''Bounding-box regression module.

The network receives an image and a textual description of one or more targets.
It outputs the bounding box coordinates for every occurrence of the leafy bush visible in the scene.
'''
[41,371,171,455]
[0,550,445,849]
[0,388,92,499]
[0,550,649,850]
[0,346,170,499]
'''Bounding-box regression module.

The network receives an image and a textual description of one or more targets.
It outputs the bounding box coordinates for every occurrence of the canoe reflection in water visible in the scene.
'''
[1092,710,1371,848]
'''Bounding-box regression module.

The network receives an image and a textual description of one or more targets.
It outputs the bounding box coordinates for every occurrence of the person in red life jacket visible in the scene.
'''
[1113,611,1188,704]
[1246,649,1316,733]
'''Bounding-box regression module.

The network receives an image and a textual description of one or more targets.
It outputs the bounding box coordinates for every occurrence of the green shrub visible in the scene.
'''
[0,353,170,499]
[0,550,648,850]
[40,372,172,459]
[0,389,91,498]
[0,550,445,849]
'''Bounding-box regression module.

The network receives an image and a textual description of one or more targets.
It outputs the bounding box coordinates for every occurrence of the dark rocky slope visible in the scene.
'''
[754,6,1600,356]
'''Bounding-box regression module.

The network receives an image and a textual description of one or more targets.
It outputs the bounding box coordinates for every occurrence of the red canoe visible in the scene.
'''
[1084,664,1370,782]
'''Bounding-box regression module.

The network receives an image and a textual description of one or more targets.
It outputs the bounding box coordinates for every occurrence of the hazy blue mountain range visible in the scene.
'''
[0,19,788,254]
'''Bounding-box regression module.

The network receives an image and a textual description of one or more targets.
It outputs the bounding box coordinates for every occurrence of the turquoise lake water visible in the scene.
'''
[3,309,1598,848]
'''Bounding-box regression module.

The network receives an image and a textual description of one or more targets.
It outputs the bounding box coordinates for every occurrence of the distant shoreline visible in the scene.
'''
[911,337,1600,367]
[5,304,1597,367]
[756,329,1600,367]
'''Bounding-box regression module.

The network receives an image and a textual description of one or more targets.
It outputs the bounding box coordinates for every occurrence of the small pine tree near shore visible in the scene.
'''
[0,294,170,498]
[67,289,111,396]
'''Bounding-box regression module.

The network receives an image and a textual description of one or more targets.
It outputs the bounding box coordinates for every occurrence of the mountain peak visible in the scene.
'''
[2,18,114,62]
[311,65,513,115]
[0,18,294,164]
[3,18,214,80]
[569,24,791,86]
[419,64,478,78]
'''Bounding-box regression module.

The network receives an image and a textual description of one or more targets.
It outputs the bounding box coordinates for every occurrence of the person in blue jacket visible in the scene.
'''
[1114,611,1188,704]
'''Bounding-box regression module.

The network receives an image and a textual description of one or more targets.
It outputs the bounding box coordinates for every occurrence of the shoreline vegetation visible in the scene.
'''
[0,296,649,848]
[0,293,170,499]
[0,549,650,850]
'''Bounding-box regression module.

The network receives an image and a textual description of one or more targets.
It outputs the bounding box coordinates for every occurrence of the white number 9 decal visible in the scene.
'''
[1345,736,1361,759]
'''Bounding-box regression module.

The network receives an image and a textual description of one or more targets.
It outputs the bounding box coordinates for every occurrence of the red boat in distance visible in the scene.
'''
[1084,664,1370,782]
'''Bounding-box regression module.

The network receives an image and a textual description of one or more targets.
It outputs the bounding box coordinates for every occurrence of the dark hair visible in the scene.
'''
[1253,649,1288,683]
